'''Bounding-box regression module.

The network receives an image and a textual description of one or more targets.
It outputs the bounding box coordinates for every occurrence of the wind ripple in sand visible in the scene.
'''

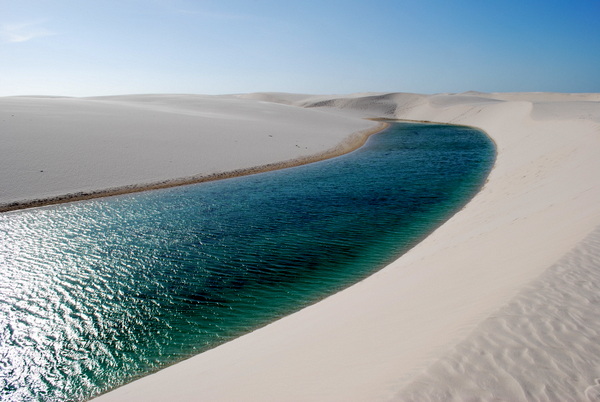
[397,226,600,401]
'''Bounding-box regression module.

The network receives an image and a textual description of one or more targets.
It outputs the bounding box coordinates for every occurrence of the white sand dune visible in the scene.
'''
[2,92,599,400]
[0,95,380,211]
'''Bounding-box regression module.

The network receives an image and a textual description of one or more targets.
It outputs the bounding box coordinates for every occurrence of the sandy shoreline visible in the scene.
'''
[0,95,382,212]
[3,92,600,400]
[0,119,387,213]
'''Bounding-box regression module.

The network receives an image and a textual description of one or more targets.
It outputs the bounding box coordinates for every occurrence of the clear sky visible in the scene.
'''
[1,0,599,96]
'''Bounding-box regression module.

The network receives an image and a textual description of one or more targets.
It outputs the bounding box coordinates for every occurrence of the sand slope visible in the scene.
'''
[0,95,379,210]
[397,225,600,401]
[4,92,599,401]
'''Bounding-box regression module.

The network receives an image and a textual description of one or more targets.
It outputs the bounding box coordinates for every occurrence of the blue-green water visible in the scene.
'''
[0,123,494,401]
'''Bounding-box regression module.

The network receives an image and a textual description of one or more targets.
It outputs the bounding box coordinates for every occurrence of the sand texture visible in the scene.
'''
[2,92,599,401]
[397,225,600,401]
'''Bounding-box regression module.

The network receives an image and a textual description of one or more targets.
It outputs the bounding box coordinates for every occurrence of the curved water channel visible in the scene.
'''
[0,122,494,401]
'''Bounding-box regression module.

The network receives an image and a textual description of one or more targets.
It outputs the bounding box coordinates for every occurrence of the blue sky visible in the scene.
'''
[1,0,599,96]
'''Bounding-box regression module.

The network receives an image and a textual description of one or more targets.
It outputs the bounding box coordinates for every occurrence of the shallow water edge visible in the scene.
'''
[0,122,389,213]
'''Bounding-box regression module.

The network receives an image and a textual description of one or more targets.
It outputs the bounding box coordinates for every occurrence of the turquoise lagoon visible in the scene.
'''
[0,123,494,401]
